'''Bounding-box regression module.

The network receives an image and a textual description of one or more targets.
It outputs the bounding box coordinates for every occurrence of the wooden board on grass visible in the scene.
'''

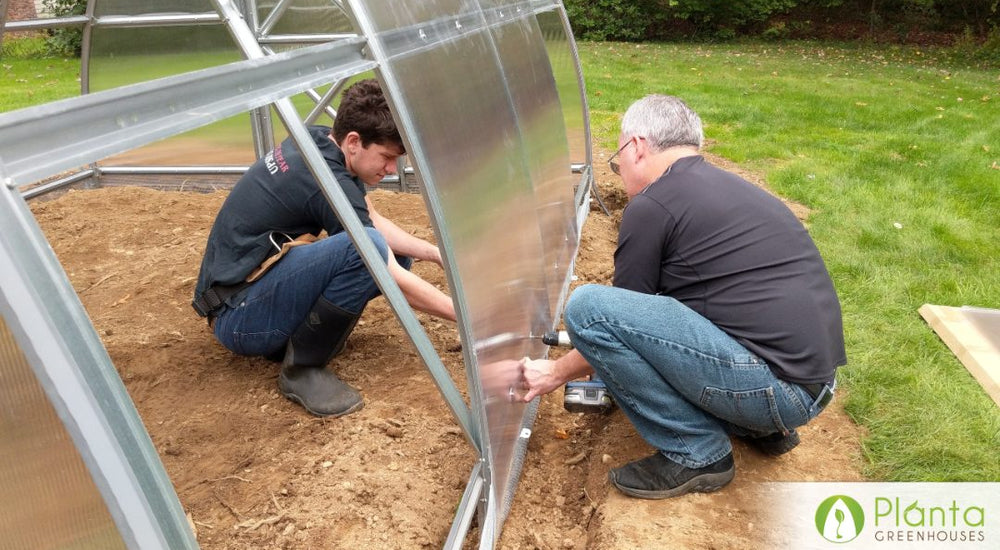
[919,304,1000,407]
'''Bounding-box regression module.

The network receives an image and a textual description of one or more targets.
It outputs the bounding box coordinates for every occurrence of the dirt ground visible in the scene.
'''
[29,151,865,549]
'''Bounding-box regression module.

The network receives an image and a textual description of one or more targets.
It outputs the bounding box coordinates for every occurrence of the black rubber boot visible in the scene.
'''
[278,297,364,417]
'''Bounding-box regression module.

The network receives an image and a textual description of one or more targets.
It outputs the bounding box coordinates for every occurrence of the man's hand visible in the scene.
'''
[520,358,564,402]
[519,349,596,402]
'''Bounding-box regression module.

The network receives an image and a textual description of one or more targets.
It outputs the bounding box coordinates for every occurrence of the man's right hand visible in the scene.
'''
[520,357,563,402]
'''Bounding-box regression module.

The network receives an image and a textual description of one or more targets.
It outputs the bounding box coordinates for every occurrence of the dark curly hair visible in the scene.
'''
[332,79,405,153]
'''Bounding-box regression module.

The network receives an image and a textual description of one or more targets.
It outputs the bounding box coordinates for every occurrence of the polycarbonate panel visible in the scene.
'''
[1,180,198,548]
[87,1,362,166]
[345,0,578,539]
[94,0,216,17]
[0,318,127,550]
[256,0,354,35]
[88,6,253,165]
[536,9,589,165]
[488,7,578,324]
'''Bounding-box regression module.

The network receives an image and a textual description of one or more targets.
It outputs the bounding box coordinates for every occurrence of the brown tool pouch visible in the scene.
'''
[245,232,318,283]
[192,232,319,322]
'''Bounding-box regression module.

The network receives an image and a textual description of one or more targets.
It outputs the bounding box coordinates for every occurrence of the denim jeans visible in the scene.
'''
[564,284,829,469]
[213,228,409,358]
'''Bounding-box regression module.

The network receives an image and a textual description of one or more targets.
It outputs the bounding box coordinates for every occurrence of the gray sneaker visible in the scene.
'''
[608,452,735,499]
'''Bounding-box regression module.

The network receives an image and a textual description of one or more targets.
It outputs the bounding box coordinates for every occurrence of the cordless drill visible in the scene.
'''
[541,331,614,413]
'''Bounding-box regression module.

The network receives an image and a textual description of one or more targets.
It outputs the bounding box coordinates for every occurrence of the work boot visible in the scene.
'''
[264,302,356,363]
[745,429,800,456]
[279,365,363,417]
[278,297,363,417]
[608,452,735,500]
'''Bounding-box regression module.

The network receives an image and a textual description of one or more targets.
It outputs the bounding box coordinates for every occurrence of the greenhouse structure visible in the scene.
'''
[0,1,597,548]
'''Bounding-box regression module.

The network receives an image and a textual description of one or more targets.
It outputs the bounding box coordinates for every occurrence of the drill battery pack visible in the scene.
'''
[563,379,614,413]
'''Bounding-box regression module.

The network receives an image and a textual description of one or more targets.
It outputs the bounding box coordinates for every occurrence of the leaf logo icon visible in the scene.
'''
[816,495,865,543]
[835,509,846,539]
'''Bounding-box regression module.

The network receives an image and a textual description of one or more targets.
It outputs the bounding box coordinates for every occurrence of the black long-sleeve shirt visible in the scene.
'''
[614,155,846,384]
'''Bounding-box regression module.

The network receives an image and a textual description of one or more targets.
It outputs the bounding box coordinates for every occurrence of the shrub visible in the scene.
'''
[564,0,808,40]
[564,0,669,41]
[951,24,1000,67]
[42,0,86,57]
[668,0,799,34]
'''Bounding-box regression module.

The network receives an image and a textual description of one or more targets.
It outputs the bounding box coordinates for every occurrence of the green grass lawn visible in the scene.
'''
[1,38,80,110]
[3,36,998,481]
[581,40,999,481]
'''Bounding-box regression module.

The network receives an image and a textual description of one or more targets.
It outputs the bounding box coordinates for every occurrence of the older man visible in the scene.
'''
[522,95,845,499]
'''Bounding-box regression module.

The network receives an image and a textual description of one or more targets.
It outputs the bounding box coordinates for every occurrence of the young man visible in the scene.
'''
[521,95,846,499]
[193,79,455,418]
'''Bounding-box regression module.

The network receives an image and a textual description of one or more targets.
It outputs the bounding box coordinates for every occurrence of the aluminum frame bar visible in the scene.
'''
[79,0,97,95]
[20,169,95,200]
[257,32,357,44]
[98,165,250,175]
[16,166,426,200]
[304,79,346,125]
[443,461,485,550]
[2,15,89,31]
[258,0,294,36]
[93,13,222,27]
[3,13,224,32]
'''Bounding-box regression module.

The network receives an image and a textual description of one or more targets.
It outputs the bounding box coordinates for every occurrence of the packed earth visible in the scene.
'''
[30,148,865,549]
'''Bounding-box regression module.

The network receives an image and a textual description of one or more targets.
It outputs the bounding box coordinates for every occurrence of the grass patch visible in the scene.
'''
[581,40,1000,482]
[1,37,80,112]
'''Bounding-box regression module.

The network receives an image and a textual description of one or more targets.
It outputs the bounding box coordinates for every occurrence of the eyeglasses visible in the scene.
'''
[608,138,637,175]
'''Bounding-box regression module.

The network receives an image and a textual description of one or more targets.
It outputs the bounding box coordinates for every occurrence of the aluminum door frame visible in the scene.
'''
[342,2,585,547]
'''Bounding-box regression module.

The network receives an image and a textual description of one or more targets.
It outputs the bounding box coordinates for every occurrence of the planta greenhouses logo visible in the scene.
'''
[816,495,865,543]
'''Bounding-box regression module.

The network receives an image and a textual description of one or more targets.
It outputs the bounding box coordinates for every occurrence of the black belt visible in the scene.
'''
[192,282,251,322]
[802,380,835,409]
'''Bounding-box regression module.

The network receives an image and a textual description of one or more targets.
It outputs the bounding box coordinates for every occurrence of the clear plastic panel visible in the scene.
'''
[536,9,588,165]
[0,318,127,550]
[347,0,578,529]
[94,0,217,17]
[488,8,577,325]
[360,0,476,32]
[256,0,355,35]
[88,20,254,165]
[89,1,361,166]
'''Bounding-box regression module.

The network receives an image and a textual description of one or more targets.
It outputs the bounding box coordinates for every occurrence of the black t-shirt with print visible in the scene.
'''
[194,126,371,307]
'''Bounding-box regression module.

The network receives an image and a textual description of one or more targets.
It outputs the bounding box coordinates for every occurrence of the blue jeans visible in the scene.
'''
[564,285,829,469]
[213,228,409,358]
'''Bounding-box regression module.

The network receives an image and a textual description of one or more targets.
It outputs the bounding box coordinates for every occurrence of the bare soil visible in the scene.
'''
[30,150,865,549]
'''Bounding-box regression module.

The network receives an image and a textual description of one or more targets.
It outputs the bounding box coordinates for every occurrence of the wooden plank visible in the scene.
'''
[919,304,1000,407]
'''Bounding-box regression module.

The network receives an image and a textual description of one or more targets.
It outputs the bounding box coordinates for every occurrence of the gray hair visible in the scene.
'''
[621,95,703,152]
